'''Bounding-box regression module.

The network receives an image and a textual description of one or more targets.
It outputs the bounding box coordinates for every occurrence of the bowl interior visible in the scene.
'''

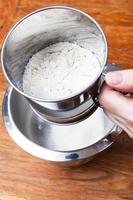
[9,88,115,152]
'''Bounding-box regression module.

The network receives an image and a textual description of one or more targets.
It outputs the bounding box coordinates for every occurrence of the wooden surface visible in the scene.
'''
[0,0,133,199]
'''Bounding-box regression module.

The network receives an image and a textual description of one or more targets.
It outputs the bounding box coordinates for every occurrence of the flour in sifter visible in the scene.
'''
[23,42,101,100]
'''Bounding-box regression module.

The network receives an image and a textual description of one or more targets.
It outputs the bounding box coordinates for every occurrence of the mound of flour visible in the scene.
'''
[23,42,101,99]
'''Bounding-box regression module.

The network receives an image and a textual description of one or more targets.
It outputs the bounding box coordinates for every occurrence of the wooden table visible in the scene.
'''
[0,0,133,199]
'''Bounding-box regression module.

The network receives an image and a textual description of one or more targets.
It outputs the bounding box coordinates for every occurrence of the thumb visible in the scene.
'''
[105,69,133,93]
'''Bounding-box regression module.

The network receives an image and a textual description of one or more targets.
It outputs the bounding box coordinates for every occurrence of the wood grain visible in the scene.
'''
[0,0,133,200]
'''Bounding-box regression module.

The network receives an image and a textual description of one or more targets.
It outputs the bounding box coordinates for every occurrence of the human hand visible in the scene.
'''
[99,69,133,139]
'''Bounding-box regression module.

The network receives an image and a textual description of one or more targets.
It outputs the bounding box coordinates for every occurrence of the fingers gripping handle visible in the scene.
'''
[94,63,121,106]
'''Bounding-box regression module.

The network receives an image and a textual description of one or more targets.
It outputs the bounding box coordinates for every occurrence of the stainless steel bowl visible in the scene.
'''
[3,86,122,166]
[1,6,110,124]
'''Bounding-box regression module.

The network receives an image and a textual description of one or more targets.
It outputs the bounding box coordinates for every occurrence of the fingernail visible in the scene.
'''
[106,72,123,85]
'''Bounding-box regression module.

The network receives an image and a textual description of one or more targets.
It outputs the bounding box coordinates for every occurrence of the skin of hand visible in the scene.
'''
[99,69,133,139]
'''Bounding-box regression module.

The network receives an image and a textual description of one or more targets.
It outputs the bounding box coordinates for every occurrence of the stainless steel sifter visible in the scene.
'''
[1,6,120,124]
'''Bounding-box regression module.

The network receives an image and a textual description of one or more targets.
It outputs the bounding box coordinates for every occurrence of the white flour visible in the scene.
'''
[23,42,101,99]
